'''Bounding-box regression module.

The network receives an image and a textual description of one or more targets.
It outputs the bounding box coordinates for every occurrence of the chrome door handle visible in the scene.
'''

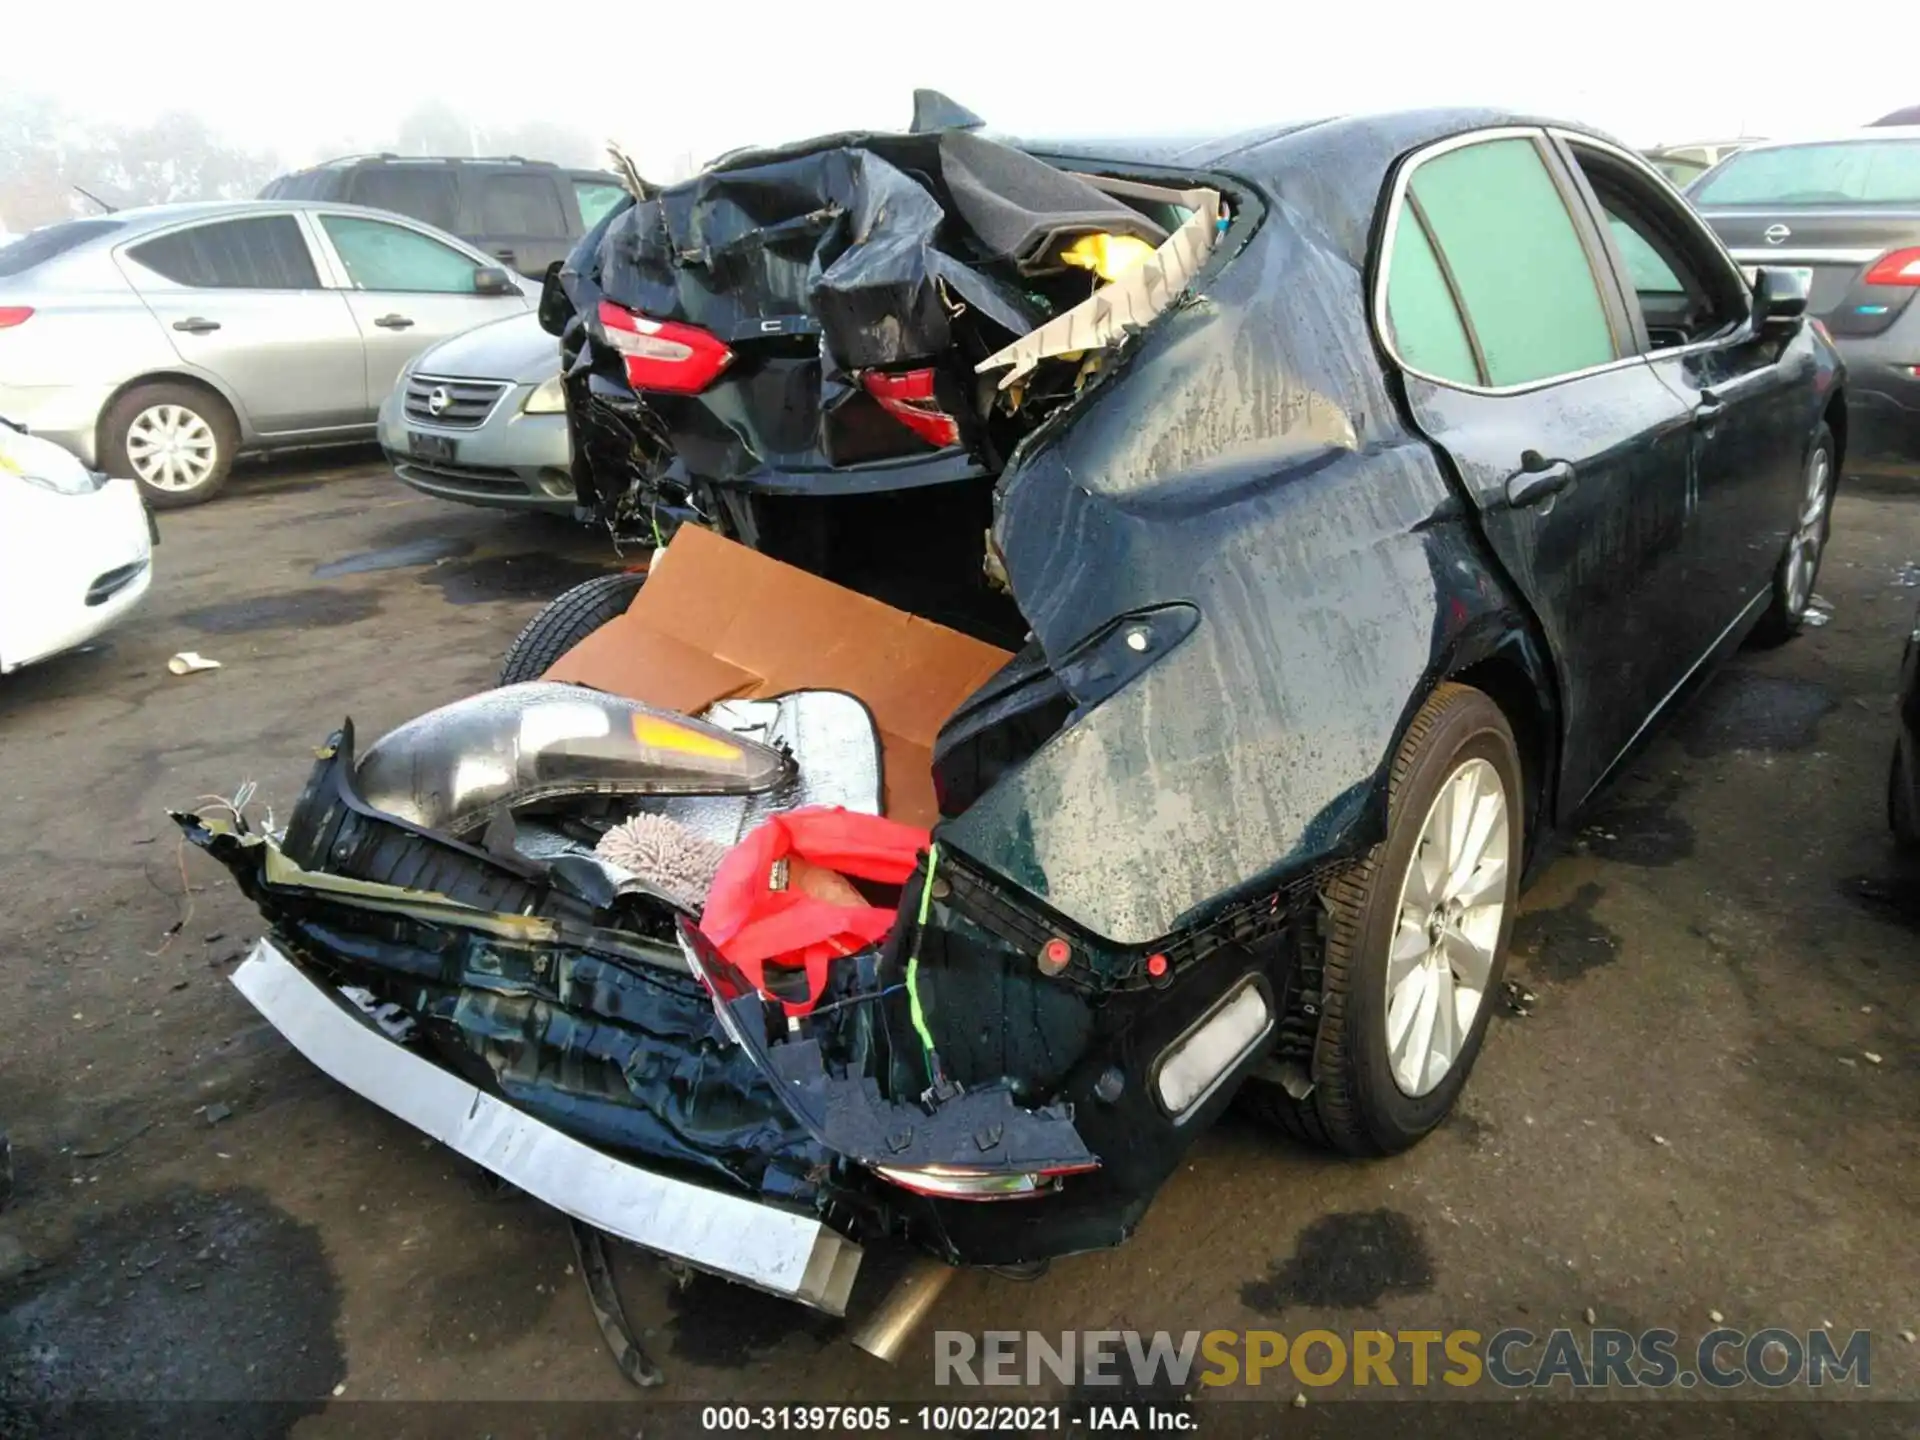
[172,317,220,334]
[374,314,415,330]
[1505,460,1575,509]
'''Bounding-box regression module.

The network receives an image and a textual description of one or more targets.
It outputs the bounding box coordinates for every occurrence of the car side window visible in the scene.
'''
[1394,137,1618,388]
[479,175,568,237]
[1384,210,1480,386]
[319,215,480,293]
[573,180,627,229]
[127,215,320,290]
[1566,141,1748,352]
[348,169,460,234]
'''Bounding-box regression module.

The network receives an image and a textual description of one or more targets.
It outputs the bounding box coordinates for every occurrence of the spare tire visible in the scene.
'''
[498,570,647,687]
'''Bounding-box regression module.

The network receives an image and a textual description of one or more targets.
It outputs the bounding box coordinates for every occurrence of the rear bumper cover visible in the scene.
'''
[1832,332,1920,462]
[232,937,863,1314]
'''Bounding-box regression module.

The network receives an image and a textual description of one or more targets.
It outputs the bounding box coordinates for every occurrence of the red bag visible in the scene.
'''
[699,806,929,1016]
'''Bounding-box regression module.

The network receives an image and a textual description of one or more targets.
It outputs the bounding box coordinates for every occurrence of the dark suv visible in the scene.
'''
[260,156,627,279]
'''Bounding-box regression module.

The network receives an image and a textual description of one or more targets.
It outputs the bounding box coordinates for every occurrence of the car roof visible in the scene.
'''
[6,201,502,277]
[1714,127,1920,153]
[38,198,485,239]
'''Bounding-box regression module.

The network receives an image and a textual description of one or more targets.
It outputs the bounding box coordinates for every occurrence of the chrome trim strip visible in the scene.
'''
[1730,248,1879,266]
[231,939,862,1315]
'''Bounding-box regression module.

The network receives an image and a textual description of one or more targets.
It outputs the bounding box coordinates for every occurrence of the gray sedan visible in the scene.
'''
[0,201,532,507]
[376,311,574,514]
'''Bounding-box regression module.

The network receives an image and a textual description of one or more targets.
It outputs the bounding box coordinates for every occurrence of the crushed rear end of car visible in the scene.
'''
[185,103,1359,1309]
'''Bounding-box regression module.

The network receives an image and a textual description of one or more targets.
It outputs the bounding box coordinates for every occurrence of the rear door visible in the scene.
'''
[311,211,530,412]
[1557,134,1812,648]
[463,170,574,278]
[1690,137,1920,337]
[119,212,367,434]
[1379,129,1697,815]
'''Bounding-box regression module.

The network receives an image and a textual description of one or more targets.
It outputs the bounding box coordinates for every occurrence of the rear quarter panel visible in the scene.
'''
[952,195,1545,944]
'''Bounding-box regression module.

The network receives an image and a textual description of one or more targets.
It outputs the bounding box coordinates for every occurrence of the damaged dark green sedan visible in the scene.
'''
[186,103,1845,1336]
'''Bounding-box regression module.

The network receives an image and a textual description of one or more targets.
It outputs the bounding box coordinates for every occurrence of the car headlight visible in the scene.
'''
[523,375,567,415]
[1,428,103,495]
[20,469,106,496]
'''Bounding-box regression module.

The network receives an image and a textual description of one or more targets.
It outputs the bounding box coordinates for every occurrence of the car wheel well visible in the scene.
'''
[95,373,242,461]
[1446,654,1551,855]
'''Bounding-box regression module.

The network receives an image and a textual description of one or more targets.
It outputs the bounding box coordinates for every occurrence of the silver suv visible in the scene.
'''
[0,201,532,507]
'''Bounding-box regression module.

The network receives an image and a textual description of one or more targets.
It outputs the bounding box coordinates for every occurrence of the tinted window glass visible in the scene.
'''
[0,219,124,278]
[1653,157,1708,187]
[320,214,477,292]
[572,180,627,229]
[129,216,319,289]
[348,168,460,232]
[1608,216,1685,293]
[1385,212,1478,385]
[1409,138,1615,387]
[479,174,567,236]
[1691,140,1920,205]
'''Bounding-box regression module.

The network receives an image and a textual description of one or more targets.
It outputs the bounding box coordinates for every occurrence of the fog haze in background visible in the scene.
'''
[5,0,1908,231]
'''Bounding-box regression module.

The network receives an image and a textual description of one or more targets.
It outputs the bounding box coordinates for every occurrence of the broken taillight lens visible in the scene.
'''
[0,307,32,329]
[861,368,961,449]
[870,1160,1100,1201]
[1862,247,1920,287]
[596,299,734,394]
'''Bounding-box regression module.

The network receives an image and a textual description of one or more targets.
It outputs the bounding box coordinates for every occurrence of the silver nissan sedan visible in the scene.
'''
[0,201,532,507]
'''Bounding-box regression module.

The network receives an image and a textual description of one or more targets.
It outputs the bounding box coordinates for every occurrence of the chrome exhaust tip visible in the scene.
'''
[850,1256,957,1364]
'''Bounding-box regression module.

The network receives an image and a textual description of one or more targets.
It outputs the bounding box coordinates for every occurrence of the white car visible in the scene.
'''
[0,421,153,673]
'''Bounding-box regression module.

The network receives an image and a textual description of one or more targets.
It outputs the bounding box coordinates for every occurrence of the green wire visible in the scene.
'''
[906,844,940,1062]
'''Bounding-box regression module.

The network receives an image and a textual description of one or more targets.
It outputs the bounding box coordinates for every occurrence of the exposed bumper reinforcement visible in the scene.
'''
[231,939,863,1314]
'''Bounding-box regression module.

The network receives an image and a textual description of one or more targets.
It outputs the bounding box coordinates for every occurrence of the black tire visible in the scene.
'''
[498,570,647,686]
[1750,421,1837,648]
[1889,746,1920,851]
[1239,682,1523,1155]
[100,380,239,510]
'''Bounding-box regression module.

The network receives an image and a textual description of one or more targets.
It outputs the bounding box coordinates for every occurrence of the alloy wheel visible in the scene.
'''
[126,403,219,493]
[1384,756,1510,1097]
[1783,443,1833,618]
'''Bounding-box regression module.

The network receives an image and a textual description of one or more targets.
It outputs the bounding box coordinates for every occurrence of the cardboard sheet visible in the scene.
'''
[542,527,1013,827]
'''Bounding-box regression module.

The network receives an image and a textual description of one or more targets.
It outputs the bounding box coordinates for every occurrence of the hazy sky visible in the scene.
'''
[14,0,1909,178]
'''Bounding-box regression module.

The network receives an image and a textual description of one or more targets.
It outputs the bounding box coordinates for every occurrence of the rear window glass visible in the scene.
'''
[0,219,124,278]
[479,174,568,237]
[128,215,320,289]
[573,179,627,229]
[348,168,460,233]
[1691,140,1920,205]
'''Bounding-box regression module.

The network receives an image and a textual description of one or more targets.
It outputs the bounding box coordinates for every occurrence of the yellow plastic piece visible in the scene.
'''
[1058,232,1156,282]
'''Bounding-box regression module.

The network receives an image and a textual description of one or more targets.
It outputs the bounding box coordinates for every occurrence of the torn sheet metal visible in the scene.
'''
[232,939,861,1314]
[976,181,1221,389]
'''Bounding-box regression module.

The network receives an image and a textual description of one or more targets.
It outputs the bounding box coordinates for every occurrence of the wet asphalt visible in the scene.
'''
[0,448,1915,1430]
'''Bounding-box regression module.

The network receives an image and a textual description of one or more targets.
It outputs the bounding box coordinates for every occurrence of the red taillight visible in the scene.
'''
[861,368,961,449]
[1862,247,1920,287]
[0,307,32,329]
[596,299,733,394]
